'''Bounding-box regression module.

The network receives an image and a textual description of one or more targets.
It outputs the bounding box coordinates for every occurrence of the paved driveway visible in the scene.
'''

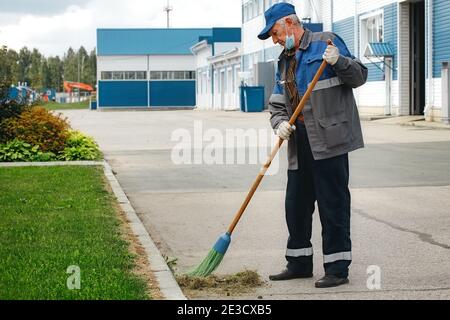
[62,109,450,299]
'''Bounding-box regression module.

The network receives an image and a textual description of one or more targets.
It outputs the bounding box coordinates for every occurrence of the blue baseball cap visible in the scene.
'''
[258,2,297,40]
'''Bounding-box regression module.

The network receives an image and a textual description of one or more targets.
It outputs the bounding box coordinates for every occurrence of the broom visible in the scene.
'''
[187,41,332,278]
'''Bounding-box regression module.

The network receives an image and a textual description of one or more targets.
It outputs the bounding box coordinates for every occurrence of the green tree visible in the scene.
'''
[63,47,77,83]
[6,49,19,86]
[17,47,32,85]
[77,46,89,84]
[83,48,97,87]
[1,45,95,94]
[29,48,43,89]
[47,56,64,91]
[41,60,51,90]
[0,46,12,99]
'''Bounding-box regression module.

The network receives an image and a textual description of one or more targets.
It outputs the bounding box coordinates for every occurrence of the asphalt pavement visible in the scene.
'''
[62,109,450,300]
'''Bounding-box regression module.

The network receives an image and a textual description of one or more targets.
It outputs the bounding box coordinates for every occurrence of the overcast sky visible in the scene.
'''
[0,0,242,57]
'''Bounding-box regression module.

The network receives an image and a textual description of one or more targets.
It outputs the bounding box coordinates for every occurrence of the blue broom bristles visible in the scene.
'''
[186,233,231,277]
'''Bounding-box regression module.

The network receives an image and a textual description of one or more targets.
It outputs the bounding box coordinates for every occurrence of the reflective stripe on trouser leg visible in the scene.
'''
[284,126,316,275]
[286,247,313,258]
[312,152,352,278]
[323,252,352,264]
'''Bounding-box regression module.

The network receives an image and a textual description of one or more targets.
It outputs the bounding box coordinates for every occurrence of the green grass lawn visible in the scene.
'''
[0,166,150,300]
[42,100,90,111]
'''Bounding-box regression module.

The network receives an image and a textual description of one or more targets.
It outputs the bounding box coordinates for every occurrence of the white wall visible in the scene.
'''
[148,55,195,71]
[355,81,387,108]
[321,0,332,31]
[195,46,212,69]
[214,43,241,55]
[357,0,396,15]
[333,0,355,22]
[196,70,211,110]
[242,14,266,56]
[196,68,212,110]
[429,78,442,109]
[355,80,403,110]
[210,59,241,111]
[97,55,147,74]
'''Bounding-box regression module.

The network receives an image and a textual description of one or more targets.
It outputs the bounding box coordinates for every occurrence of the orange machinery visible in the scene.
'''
[63,81,94,93]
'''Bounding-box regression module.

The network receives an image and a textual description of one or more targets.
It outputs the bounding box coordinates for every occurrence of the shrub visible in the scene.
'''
[2,107,70,152]
[0,139,56,162]
[0,91,30,143]
[0,99,30,124]
[59,130,102,161]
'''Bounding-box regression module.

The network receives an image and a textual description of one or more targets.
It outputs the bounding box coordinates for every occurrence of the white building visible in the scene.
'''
[191,28,242,111]
[97,28,214,109]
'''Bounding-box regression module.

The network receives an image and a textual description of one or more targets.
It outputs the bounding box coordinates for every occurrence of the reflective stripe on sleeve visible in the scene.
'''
[269,93,286,104]
[311,76,343,92]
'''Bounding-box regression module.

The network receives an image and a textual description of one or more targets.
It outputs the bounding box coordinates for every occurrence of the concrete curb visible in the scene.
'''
[359,114,450,130]
[102,161,187,300]
[0,160,187,300]
[359,115,392,121]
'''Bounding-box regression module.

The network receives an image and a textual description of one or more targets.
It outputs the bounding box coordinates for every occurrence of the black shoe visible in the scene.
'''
[315,275,349,288]
[269,269,313,281]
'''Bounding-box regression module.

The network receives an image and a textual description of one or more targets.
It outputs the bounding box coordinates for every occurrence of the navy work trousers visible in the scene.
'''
[285,124,352,278]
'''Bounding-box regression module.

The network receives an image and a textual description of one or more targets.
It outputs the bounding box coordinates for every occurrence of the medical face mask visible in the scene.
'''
[285,25,295,50]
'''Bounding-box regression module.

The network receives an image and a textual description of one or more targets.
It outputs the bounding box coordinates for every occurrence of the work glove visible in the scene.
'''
[277,121,296,141]
[323,44,340,66]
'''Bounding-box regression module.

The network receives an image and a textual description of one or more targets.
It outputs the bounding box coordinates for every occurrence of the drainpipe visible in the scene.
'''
[354,0,359,105]
[147,55,150,108]
[354,0,358,58]
[331,0,334,31]
[424,0,434,119]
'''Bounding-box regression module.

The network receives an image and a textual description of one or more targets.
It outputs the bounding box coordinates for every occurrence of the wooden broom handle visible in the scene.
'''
[227,40,332,235]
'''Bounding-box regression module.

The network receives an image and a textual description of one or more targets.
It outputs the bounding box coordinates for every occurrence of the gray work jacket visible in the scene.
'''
[268,29,368,170]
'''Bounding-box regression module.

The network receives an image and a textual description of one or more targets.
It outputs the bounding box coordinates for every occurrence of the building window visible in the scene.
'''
[149,71,196,80]
[360,11,384,62]
[243,0,265,22]
[112,71,124,80]
[101,71,146,80]
[101,71,112,80]
[136,71,146,79]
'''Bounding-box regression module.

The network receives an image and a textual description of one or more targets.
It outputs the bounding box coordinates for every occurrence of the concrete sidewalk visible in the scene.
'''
[360,113,450,130]
[62,109,450,300]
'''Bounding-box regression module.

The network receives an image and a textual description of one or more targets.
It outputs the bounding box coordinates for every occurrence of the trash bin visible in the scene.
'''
[240,86,265,112]
[90,101,97,110]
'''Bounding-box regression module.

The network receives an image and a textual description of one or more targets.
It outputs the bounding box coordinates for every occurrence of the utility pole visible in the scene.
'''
[76,50,86,103]
[77,50,80,102]
[163,0,173,28]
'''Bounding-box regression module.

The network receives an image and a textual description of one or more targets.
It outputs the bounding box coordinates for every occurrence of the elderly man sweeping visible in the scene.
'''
[258,3,367,288]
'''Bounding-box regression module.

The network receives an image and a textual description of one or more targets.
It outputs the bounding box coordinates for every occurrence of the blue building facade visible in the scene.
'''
[242,0,450,121]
